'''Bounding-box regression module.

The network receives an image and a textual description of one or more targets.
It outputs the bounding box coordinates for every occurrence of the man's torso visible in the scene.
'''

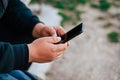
[0,0,8,19]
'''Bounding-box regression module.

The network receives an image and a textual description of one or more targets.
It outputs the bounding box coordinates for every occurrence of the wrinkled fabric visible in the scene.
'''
[0,70,38,80]
[0,0,41,73]
[0,0,8,19]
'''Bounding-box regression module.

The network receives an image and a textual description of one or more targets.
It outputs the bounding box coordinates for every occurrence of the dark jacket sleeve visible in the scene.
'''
[1,0,40,37]
[0,42,29,73]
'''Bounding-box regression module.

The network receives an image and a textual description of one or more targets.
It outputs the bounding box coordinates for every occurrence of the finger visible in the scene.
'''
[55,52,64,59]
[46,27,57,36]
[53,26,66,36]
[43,37,61,43]
[67,41,70,46]
[55,43,68,52]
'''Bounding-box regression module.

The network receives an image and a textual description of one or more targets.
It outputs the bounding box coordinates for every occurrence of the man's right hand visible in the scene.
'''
[27,37,69,63]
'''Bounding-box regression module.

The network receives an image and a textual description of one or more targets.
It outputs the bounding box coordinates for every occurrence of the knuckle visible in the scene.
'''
[63,47,66,50]
[51,47,57,52]
[43,27,49,31]
[49,27,54,32]
[62,45,67,50]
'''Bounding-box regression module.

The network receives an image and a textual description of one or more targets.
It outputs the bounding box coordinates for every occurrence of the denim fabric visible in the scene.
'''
[0,70,38,80]
[0,74,17,80]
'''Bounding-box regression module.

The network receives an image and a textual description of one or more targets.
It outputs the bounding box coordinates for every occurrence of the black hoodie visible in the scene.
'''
[0,0,40,73]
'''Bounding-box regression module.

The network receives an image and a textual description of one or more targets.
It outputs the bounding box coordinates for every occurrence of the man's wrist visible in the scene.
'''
[27,44,35,62]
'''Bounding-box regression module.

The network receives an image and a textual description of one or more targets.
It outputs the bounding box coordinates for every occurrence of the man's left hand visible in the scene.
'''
[32,23,66,38]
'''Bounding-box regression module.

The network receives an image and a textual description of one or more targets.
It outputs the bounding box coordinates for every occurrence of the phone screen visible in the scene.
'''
[56,23,83,44]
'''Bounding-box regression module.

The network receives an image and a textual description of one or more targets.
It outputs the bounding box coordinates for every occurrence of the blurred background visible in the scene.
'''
[22,0,120,80]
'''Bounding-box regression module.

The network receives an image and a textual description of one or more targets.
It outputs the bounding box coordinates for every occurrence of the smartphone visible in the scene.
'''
[56,23,83,44]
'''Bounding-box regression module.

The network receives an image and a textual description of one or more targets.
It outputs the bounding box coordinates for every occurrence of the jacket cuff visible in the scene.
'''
[13,44,29,70]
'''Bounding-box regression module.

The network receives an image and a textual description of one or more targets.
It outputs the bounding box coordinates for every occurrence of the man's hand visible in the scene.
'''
[28,37,69,63]
[32,23,66,38]
[30,23,70,63]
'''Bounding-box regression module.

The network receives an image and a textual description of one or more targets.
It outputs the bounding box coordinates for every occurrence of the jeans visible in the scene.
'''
[0,70,38,80]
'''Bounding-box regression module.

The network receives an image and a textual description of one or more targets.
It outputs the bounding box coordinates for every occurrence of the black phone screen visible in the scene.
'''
[56,23,83,44]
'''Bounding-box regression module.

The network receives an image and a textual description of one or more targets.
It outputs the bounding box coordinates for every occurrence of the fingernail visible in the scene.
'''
[57,37,61,41]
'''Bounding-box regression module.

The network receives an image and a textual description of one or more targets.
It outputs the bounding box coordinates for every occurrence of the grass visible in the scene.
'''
[99,0,111,11]
[75,10,84,20]
[54,1,66,9]
[103,23,113,29]
[58,11,71,26]
[112,1,120,7]
[110,13,120,20]
[45,71,52,76]
[97,16,106,20]
[30,0,89,26]
[46,0,86,26]
[78,0,89,4]
[30,0,113,26]
[91,4,99,9]
[107,32,119,43]
[91,0,111,11]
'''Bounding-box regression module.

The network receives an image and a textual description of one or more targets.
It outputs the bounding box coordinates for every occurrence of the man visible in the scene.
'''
[0,0,69,79]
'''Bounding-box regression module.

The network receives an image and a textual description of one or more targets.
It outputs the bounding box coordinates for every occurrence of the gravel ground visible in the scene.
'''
[45,5,120,80]
[28,3,120,80]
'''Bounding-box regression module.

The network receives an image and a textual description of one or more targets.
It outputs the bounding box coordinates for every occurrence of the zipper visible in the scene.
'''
[0,0,4,19]
[0,0,8,19]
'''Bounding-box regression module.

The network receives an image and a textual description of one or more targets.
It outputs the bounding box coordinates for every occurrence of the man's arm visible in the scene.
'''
[1,0,41,37]
[0,42,29,73]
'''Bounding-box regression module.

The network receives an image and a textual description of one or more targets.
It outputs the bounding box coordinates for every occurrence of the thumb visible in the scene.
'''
[44,37,61,43]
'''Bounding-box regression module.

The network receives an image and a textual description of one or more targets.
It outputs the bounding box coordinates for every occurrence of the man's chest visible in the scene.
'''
[0,0,8,19]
